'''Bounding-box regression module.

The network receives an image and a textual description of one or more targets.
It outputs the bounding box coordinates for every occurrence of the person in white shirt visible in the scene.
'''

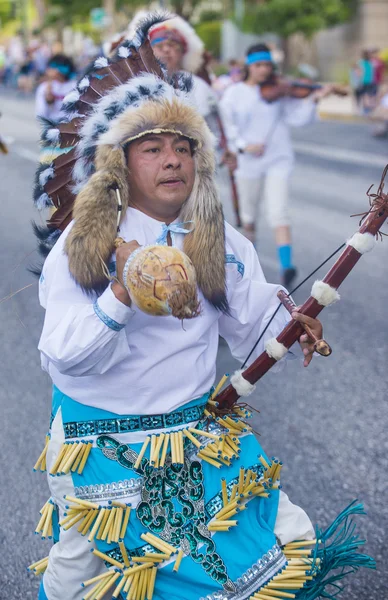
[35,54,76,121]
[30,19,372,600]
[220,44,329,288]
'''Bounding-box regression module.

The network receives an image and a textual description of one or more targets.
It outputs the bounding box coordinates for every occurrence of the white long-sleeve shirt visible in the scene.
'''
[220,82,317,179]
[35,79,75,121]
[38,207,297,415]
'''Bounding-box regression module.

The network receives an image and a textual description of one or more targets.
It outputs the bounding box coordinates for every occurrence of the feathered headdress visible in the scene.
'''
[130,12,204,74]
[33,14,227,311]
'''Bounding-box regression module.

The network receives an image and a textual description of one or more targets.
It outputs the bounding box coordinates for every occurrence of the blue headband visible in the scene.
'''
[48,62,72,76]
[245,51,272,65]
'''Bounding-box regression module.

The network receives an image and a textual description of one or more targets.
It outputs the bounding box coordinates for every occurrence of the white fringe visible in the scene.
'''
[78,77,90,91]
[265,338,288,361]
[39,167,54,186]
[347,232,376,254]
[118,46,130,58]
[230,370,256,397]
[94,57,108,69]
[311,280,340,306]
[63,90,80,105]
[45,128,60,142]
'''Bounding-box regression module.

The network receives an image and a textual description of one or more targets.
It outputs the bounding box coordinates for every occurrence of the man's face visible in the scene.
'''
[248,61,273,84]
[126,133,196,221]
[152,40,184,74]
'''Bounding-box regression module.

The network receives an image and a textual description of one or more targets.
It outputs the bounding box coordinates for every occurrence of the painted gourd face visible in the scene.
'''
[124,245,200,319]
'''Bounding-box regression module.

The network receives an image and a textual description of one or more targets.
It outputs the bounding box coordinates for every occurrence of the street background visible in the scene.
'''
[0,91,387,599]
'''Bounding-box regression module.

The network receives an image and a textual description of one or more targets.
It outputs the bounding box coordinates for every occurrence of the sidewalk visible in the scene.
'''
[318,94,367,122]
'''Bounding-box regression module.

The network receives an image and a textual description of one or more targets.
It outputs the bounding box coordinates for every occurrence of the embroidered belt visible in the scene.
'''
[63,402,208,439]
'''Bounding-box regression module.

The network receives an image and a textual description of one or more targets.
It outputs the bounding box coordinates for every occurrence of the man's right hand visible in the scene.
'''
[245,143,265,157]
[112,240,141,306]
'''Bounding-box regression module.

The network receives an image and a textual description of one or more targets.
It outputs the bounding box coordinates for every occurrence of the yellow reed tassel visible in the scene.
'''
[49,441,93,476]
[35,498,55,539]
[134,437,150,470]
[247,550,317,600]
[33,434,50,472]
[209,374,229,401]
[173,549,184,572]
[62,497,131,543]
[140,532,177,556]
[28,556,49,575]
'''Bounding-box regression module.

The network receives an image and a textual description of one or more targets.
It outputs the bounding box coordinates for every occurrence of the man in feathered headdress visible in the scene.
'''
[30,15,373,600]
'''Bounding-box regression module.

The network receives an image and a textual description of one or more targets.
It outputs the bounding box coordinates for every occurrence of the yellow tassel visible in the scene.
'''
[159,433,170,468]
[221,478,228,507]
[112,575,127,599]
[62,499,130,543]
[35,498,55,538]
[178,430,184,464]
[173,549,184,572]
[28,556,49,575]
[91,548,123,569]
[183,428,202,448]
[209,374,229,401]
[49,441,93,476]
[147,566,157,599]
[134,437,150,470]
[140,532,176,556]
[248,559,313,599]
[197,451,222,468]
[33,434,50,472]
[120,505,132,539]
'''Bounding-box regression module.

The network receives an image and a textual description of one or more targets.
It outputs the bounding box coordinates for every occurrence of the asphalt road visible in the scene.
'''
[0,92,387,599]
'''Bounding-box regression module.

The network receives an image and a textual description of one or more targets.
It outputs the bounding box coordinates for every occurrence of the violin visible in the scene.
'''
[259,76,348,103]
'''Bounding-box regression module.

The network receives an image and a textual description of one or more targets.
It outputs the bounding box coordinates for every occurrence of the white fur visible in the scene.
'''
[36,192,52,210]
[63,90,80,105]
[45,128,60,142]
[347,232,376,254]
[265,338,288,361]
[94,57,108,69]
[78,77,90,91]
[118,46,130,58]
[39,167,54,186]
[311,280,340,306]
[230,369,256,397]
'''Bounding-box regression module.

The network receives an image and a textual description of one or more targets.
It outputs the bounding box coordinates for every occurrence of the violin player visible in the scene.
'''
[220,43,332,288]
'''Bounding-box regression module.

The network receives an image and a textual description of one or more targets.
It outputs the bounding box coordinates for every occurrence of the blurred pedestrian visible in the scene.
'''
[213,59,244,98]
[356,50,375,114]
[220,43,331,287]
[370,47,385,94]
[35,54,76,120]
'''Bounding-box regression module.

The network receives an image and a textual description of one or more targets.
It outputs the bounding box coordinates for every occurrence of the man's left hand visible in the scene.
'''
[292,311,323,367]
[221,150,237,171]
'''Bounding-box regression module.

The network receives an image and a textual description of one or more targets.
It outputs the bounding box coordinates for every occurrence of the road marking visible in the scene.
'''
[13,146,40,163]
[294,141,386,168]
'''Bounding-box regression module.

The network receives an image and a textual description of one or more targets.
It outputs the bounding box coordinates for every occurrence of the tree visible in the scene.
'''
[241,0,356,40]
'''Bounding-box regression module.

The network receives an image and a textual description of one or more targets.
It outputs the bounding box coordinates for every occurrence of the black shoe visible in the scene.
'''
[282,267,297,289]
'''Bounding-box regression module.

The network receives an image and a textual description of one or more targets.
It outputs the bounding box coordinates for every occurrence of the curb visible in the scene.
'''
[318,111,370,124]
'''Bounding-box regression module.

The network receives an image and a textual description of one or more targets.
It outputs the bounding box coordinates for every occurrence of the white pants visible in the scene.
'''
[236,172,290,228]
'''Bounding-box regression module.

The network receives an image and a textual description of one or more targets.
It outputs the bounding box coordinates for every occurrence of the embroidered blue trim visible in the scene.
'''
[93,301,125,332]
[63,402,208,439]
[225,253,245,277]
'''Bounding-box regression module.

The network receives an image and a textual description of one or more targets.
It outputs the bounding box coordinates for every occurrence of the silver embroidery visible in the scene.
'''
[75,478,143,501]
[199,545,286,600]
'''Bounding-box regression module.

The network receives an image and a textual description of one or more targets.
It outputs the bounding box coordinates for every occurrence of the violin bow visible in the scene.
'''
[196,54,242,227]
[216,165,388,409]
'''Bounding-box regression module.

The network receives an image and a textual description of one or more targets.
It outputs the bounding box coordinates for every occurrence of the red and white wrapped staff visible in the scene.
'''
[216,166,388,409]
